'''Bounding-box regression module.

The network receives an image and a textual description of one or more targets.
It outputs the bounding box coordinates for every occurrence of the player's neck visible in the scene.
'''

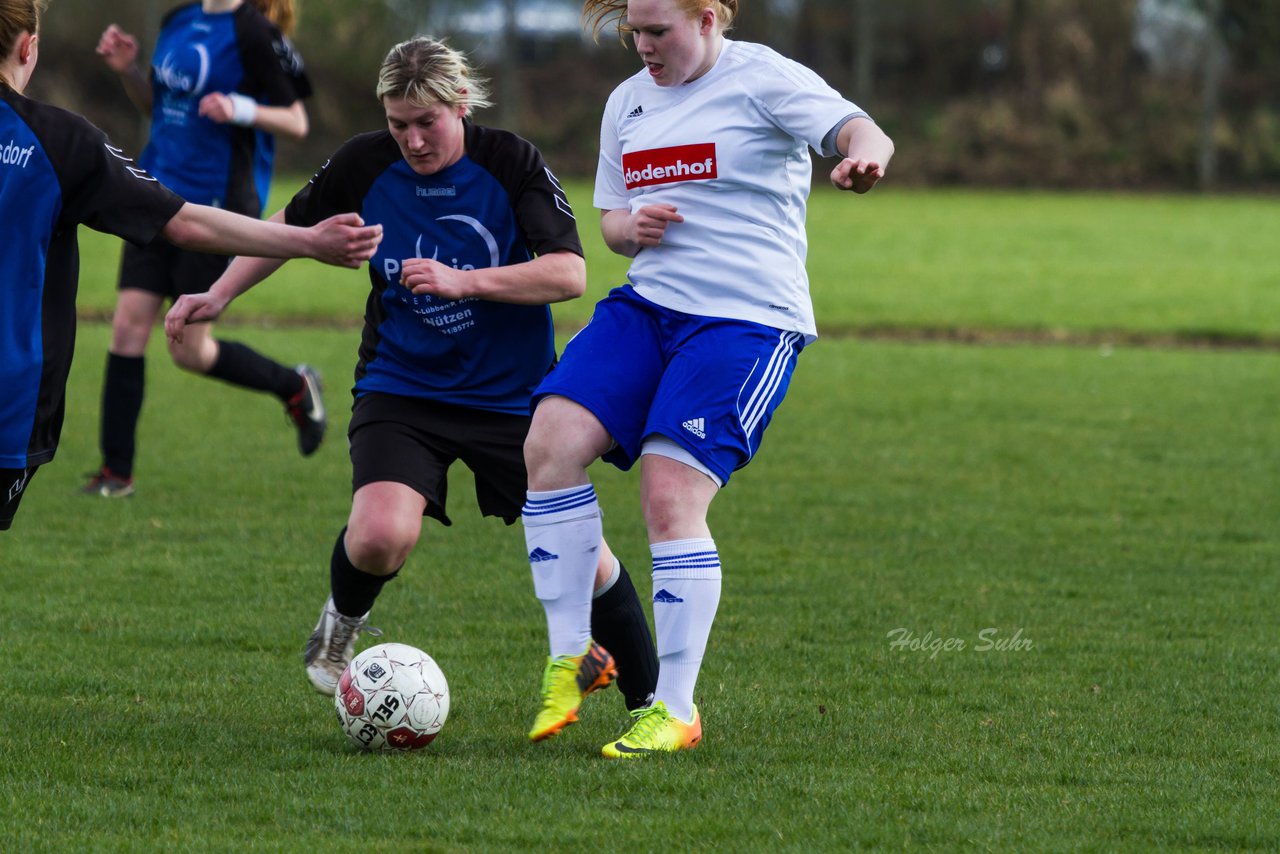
[203,0,243,13]
[686,35,725,85]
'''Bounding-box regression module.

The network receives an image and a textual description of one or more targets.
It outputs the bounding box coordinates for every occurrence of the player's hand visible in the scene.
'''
[308,213,383,268]
[629,204,684,249]
[401,258,471,301]
[96,25,139,74]
[165,293,228,343]
[830,158,885,193]
[197,93,235,125]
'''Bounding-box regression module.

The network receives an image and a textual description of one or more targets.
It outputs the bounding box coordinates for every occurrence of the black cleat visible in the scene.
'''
[286,364,326,456]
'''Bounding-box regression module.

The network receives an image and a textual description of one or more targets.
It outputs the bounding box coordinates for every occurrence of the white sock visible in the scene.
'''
[650,538,722,723]
[523,485,601,658]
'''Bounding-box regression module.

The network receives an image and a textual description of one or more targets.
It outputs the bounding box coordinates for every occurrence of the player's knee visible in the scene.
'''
[641,493,689,541]
[167,342,204,373]
[640,473,714,541]
[109,317,153,355]
[524,400,608,489]
[522,428,559,488]
[345,518,418,574]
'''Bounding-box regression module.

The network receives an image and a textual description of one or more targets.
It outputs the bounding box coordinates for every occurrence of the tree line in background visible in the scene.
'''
[32,0,1280,189]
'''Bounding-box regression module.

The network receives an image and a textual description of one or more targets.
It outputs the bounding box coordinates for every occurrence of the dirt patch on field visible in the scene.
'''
[76,311,1280,352]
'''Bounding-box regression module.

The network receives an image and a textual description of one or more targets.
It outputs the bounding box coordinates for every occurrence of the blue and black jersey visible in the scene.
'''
[142,1,310,216]
[1,85,183,469]
[284,122,582,415]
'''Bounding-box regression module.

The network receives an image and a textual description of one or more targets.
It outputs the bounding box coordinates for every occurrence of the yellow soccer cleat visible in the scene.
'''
[601,701,702,758]
[527,641,617,742]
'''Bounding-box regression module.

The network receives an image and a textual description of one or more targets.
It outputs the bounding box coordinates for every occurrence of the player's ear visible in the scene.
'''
[698,8,716,35]
[18,32,37,66]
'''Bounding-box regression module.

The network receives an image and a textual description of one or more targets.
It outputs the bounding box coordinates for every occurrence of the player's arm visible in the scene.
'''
[164,252,286,342]
[162,203,379,265]
[254,100,309,139]
[163,207,378,341]
[96,25,152,115]
[830,116,894,193]
[401,250,585,305]
[198,95,309,139]
[599,206,684,258]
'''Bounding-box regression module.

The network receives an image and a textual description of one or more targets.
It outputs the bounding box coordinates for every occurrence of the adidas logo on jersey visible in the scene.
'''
[528,547,559,562]
[626,105,644,119]
[682,418,706,439]
[653,588,684,604]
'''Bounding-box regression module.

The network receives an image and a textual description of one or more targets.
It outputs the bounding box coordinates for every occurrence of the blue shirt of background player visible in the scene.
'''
[284,123,583,416]
[141,2,309,216]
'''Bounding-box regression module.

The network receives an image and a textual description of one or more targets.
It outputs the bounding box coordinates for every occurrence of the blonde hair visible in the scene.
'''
[375,36,491,113]
[250,0,297,36]
[583,0,736,41]
[0,0,45,87]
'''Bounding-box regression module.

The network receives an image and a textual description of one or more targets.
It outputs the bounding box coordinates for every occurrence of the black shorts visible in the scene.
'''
[348,393,531,527]
[0,467,39,532]
[118,233,232,299]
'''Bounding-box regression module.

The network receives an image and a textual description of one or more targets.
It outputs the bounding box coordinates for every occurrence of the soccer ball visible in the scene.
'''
[334,642,450,751]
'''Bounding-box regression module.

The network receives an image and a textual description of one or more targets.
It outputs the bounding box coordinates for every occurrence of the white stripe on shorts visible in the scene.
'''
[738,331,802,437]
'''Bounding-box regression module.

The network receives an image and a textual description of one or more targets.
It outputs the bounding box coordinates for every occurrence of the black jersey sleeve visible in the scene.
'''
[45,108,183,244]
[284,132,401,227]
[235,5,312,106]
[465,124,584,258]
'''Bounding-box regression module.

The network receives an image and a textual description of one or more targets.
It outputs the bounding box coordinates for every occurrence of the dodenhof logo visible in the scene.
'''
[622,143,717,189]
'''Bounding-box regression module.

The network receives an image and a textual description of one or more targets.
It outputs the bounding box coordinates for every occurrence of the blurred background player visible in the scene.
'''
[0,0,381,532]
[164,36,658,718]
[522,0,894,757]
[83,0,319,498]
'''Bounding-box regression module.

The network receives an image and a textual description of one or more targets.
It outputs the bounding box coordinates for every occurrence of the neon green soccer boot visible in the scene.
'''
[601,701,702,758]
[527,641,617,742]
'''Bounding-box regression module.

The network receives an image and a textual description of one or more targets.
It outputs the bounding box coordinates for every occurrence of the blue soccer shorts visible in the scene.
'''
[534,285,805,486]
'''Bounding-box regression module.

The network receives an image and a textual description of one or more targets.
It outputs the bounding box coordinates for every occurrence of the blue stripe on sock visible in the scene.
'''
[522,486,597,517]
[653,550,722,572]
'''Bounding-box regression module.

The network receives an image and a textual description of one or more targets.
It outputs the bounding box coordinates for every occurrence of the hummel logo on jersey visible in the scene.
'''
[653,589,684,604]
[626,105,644,119]
[528,547,560,562]
[104,145,158,181]
[682,418,706,439]
[7,470,28,502]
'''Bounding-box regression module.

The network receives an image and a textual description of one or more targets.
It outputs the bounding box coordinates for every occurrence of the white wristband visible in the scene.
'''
[227,93,258,127]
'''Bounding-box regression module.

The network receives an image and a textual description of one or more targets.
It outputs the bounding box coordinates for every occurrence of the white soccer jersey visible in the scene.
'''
[594,39,866,339]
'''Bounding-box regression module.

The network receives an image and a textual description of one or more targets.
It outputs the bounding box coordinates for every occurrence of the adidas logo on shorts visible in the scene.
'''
[682,418,706,439]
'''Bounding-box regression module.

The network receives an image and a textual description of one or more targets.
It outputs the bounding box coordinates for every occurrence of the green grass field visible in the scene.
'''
[2,188,1278,850]
[72,180,1280,342]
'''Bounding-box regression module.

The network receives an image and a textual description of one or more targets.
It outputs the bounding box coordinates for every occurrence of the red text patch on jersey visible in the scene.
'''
[623,143,717,189]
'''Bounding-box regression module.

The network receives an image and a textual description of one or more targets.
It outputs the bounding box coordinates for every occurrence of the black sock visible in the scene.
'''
[100,353,145,479]
[591,562,658,711]
[208,340,302,401]
[329,527,397,617]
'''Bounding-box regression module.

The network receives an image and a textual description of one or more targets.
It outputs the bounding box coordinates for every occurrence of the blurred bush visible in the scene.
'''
[29,0,1280,189]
